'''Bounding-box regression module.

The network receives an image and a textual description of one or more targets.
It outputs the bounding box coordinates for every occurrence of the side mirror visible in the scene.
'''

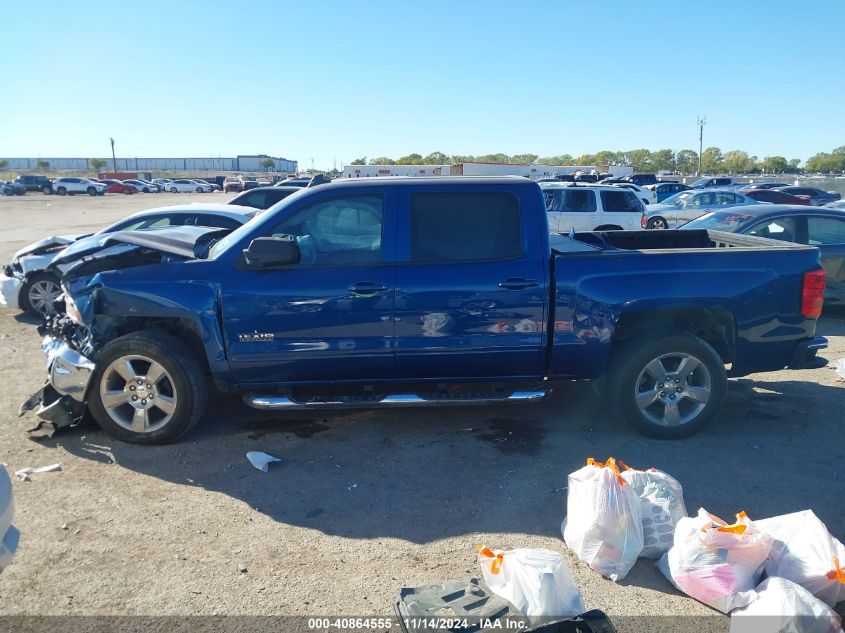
[243,237,300,268]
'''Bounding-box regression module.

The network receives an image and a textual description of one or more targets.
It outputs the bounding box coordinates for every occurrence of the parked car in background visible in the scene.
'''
[275,178,310,188]
[193,179,221,192]
[242,179,260,190]
[166,179,212,193]
[739,182,790,191]
[2,181,26,196]
[645,182,691,202]
[623,173,658,187]
[255,178,272,187]
[223,176,243,193]
[682,205,845,305]
[52,177,107,196]
[0,204,256,316]
[123,179,158,193]
[15,175,53,194]
[609,182,657,205]
[744,188,811,205]
[541,183,645,231]
[689,176,734,189]
[227,186,301,210]
[773,186,841,206]
[643,189,761,229]
[0,465,18,573]
[574,173,599,183]
[152,178,172,191]
[98,179,138,194]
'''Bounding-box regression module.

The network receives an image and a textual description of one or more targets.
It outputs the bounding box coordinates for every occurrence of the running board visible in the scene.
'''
[243,390,549,411]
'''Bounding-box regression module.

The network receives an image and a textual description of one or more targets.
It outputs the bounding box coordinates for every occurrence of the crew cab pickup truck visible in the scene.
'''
[22,177,828,444]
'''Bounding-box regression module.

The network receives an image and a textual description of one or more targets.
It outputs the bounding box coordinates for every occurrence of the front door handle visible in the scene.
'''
[348,281,390,296]
[498,278,538,290]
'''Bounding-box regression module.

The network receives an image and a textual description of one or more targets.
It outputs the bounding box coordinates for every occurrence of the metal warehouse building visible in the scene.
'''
[343,162,634,179]
[2,154,297,173]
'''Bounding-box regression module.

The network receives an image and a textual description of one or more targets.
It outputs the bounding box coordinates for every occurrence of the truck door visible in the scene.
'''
[219,191,397,384]
[393,188,547,379]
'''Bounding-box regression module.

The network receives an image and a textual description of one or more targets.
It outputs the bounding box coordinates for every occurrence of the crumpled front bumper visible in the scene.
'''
[0,273,24,310]
[19,337,96,429]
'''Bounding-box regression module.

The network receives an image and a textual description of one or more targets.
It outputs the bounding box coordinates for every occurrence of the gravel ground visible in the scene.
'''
[0,192,843,630]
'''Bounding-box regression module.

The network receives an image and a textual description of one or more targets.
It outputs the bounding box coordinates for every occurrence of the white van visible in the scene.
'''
[540,184,646,232]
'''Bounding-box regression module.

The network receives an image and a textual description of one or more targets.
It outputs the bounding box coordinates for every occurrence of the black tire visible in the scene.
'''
[3,189,11,196]
[57,187,67,196]
[20,272,62,316]
[609,330,727,439]
[41,186,51,194]
[170,187,177,193]
[88,331,208,444]
[647,216,668,229]
[87,186,97,196]
[196,187,203,192]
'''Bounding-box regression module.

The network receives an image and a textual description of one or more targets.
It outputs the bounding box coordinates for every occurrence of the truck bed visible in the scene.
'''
[551,229,817,253]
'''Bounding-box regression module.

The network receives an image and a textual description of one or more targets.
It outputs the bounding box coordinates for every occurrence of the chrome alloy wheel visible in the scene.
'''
[634,352,712,427]
[27,280,61,315]
[99,355,177,433]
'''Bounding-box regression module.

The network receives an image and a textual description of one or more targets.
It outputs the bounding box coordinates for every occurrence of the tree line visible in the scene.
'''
[349,146,845,175]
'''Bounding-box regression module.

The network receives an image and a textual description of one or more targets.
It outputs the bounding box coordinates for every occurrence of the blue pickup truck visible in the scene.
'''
[23,177,827,444]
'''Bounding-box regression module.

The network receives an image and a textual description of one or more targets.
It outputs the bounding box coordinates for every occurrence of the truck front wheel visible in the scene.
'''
[88,331,208,444]
[609,331,727,439]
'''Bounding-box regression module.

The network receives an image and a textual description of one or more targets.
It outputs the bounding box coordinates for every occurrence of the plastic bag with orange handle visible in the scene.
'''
[657,508,773,613]
[619,461,688,559]
[475,546,585,619]
[755,510,845,607]
[561,457,644,581]
[730,577,842,633]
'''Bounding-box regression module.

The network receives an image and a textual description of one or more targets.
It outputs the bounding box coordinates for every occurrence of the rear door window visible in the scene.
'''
[600,190,641,212]
[808,217,845,245]
[410,192,522,262]
[715,192,739,205]
[561,189,597,213]
[747,217,801,242]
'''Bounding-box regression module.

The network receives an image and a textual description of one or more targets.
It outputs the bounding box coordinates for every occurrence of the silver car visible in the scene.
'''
[643,189,763,229]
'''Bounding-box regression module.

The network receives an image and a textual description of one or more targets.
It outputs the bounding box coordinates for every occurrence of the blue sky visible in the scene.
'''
[2,0,843,170]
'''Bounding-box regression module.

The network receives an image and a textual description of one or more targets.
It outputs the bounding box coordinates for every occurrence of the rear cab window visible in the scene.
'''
[600,190,642,212]
[410,192,522,262]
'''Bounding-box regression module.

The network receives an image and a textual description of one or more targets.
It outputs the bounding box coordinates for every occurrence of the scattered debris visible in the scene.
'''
[238,564,248,574]
[347,483,358,490]
[460,427,474,432]
[835,358,845,382]
[15,463,61,481]
[60,523,68,530]
[246,451,282,473]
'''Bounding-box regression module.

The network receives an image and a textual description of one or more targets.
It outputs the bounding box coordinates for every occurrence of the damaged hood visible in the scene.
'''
[53,225,232,270]
[13,234,88,260]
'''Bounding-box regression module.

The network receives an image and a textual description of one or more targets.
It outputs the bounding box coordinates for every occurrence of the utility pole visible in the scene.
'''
[696,116,706,176]
[110,138,117,173]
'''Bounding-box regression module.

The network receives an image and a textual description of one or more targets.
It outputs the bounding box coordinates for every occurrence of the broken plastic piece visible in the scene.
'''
[835,358,845,382]
[246,451,281,473]
[15,464,61,481]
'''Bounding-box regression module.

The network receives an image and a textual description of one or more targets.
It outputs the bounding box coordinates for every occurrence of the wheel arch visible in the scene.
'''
[611,307,736,363]
[594,224,624,231]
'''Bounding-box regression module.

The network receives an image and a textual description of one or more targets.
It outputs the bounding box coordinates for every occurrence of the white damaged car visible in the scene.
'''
[0,204,257,316]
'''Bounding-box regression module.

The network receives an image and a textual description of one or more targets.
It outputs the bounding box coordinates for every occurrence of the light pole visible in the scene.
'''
[110,138,117,173]
[696,116,706,176]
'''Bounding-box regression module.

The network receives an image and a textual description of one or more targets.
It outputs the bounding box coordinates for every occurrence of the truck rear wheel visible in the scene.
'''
[609,330,726,439]
[88,331,208,444]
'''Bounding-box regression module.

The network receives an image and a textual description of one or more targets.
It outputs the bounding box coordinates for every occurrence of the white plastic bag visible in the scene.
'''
[755,510,845,607]
[476,546,585,618]
[620,462,688,559]
[658,508,773,613]
[562,457,644,581]
[730,577,843,633]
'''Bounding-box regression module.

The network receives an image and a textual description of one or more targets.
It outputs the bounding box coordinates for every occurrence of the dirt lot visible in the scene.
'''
[0,192,843,628]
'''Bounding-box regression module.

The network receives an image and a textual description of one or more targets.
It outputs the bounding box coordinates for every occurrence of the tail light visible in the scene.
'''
[641,214,647,229]
[801,269,825,319]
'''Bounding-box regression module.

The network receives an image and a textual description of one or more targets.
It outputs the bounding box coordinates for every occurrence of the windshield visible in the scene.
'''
[681,211,754,231]
[690,178,712,187]
[661,191,693,206]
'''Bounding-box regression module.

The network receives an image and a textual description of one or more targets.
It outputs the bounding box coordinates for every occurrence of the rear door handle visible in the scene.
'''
[348,281,390,295]
[498,278,538,290]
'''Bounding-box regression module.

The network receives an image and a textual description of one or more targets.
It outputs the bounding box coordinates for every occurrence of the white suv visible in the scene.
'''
[53,177,107,196]
[541,184,646,232]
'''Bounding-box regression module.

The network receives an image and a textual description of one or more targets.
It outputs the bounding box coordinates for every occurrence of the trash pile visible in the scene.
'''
[448,457,844,632]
